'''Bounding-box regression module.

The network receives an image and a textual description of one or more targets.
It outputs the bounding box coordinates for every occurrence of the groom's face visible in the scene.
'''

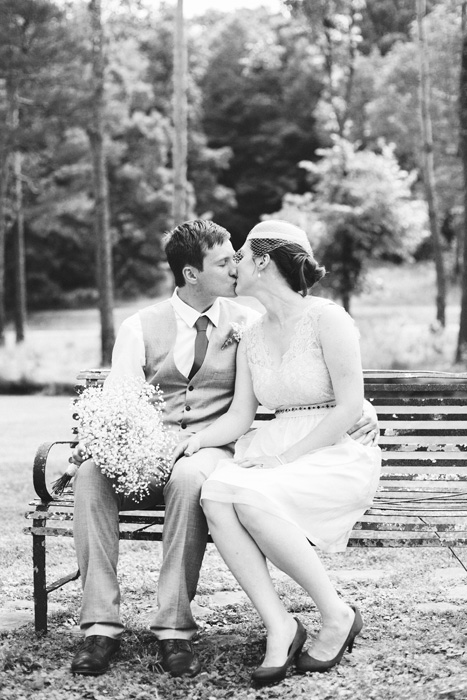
[196,240,238,299]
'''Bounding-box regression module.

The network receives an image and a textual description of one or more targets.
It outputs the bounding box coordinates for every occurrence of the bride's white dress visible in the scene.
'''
[200,297,382,553]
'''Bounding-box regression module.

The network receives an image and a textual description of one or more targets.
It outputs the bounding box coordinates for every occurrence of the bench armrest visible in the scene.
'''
[33,441,77,503]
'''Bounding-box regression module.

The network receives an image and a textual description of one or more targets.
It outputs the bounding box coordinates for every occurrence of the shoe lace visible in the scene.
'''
[165,639,192,654]
[81,635,115,651]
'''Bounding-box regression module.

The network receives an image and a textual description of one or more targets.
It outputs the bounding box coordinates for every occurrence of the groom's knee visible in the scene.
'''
[165,456,206,500]
[74,458,99,494]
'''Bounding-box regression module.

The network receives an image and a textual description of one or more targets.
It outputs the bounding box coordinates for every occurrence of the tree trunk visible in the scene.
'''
[14,149,26,342]
[0,156,8,346]
[456,2,467,362]
[417,0,446,327]
[173,0,188,224]
[88,0,115,366]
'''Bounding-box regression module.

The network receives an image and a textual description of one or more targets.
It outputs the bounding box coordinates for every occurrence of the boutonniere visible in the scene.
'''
[221,321,246,349]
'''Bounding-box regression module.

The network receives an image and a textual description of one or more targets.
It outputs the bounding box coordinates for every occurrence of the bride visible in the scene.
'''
[173,219,381,686]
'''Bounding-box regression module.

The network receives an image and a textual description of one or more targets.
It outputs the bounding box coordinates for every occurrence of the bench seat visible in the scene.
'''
[24,369,467,633]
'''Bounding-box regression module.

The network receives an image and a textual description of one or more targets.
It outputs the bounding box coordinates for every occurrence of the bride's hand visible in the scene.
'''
[171,435,201,466]
[234,455,282,469]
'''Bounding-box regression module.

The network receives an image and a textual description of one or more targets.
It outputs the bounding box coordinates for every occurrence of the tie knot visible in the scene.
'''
[195,315,209,332]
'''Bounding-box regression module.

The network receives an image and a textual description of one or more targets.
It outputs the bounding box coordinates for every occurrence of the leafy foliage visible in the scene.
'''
[271,137,428,310]
[0,0,463,316]
[200,8,323,243]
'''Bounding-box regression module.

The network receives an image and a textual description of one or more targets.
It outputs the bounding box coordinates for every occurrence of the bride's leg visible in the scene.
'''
[203,499,299,667]
[234,504,355,661]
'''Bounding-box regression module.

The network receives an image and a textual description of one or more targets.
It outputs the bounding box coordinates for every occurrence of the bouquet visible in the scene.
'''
[53,376,177,501]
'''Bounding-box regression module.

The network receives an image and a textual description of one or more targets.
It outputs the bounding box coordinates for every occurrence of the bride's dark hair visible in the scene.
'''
[249,240,326,297]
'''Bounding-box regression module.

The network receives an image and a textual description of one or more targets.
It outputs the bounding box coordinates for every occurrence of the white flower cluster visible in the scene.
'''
[221,321,247,349]
[74,376,177,501]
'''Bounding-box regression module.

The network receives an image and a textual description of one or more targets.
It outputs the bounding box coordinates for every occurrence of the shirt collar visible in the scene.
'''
[171,289,220,328]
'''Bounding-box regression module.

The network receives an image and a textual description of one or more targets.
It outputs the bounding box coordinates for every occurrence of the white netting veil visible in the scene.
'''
[246,220,313,257]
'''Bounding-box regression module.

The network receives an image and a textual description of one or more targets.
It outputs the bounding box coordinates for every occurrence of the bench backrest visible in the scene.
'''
[76,369,467,490]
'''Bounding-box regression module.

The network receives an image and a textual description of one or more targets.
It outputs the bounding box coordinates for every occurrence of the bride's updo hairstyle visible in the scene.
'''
[246,220,325,297]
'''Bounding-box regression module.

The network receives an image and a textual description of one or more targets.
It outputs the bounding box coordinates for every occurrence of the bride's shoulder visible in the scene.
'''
[302,297,357,332]
[303,296,345,317]
[241,313,265,341]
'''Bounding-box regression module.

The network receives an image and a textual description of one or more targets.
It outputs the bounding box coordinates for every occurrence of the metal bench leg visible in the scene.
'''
[33,530,47,634]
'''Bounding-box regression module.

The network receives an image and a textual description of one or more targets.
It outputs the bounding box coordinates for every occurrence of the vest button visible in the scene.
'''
[181,422,187,429]
[185,405,191,411]
[188,385,194,391]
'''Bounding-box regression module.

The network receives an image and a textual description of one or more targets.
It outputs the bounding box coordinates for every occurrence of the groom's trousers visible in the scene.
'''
[73,445,232,640]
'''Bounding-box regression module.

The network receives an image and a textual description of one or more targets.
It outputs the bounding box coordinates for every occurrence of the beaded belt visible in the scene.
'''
[275,402,336,415]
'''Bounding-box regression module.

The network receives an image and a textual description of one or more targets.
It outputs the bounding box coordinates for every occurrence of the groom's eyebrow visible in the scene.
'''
[214,254,232,263]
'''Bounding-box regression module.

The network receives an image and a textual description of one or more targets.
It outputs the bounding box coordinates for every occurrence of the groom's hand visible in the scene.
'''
[348,399,379,445]
[171,435,201,465]
[70,442,89,466]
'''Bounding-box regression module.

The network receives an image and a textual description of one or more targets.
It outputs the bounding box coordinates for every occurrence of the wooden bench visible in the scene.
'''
[25,369,467,634]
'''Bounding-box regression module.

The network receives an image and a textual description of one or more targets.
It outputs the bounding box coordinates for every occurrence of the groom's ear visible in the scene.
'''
[183,265,199,285]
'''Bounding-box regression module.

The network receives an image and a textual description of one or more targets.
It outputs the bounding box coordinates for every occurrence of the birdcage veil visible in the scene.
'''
[246,220,313,257]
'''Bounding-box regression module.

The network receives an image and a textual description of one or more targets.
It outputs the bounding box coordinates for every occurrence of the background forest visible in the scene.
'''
[0,0,465,376]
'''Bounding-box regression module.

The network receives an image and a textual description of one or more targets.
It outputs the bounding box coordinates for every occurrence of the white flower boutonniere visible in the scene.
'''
[221,321,246,350]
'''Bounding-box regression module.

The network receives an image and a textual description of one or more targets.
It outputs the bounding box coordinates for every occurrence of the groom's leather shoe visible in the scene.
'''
[159,639,201,677]
[71,635,120,675]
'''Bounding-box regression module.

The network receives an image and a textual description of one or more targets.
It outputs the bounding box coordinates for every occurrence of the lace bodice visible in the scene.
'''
[243,297,356,410]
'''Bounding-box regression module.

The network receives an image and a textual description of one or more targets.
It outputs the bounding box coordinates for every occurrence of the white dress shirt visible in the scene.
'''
[108,290,221,381]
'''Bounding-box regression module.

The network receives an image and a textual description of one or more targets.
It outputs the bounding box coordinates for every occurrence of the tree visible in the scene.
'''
[0,0,84,335]
[201,8,322,240]
[270,138,428,311]
[416,0,446,326]
[173,0,188,223]
[284,0,365,138]
[0,0,64,343]
[88,0,115,365]
[456,1,467,363]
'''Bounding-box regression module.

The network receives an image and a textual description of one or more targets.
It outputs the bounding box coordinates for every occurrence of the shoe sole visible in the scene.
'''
[71,668,109,675]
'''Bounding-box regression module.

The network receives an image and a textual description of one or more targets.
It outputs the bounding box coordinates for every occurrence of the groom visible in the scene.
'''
[70,219,376,678]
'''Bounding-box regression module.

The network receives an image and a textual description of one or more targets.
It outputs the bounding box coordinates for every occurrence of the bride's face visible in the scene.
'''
[233,243,260,296]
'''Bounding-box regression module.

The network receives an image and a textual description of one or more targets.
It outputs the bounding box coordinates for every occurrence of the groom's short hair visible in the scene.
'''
[164,220,231,287]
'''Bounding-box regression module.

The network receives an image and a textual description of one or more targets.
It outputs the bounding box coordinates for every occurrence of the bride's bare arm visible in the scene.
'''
[176,342,258,459]
[280,306,365,463]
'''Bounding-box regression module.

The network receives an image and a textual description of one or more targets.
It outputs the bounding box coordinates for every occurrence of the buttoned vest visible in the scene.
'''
[139,298,257,436]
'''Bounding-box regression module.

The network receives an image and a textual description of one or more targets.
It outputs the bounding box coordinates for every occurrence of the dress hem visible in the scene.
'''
[200,482,352,554]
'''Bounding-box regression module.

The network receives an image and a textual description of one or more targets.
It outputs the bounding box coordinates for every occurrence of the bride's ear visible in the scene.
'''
[256,254,270,271]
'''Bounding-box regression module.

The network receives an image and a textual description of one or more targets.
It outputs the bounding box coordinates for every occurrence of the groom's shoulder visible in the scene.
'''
[137,298,173,318]
[119,298,173,330]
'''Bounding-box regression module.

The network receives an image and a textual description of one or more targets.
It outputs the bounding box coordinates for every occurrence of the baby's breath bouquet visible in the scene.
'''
[53,376,177,501]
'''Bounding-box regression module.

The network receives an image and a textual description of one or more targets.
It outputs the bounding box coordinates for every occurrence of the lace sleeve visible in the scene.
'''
[241,316,265,365]
[308,299,360,343]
